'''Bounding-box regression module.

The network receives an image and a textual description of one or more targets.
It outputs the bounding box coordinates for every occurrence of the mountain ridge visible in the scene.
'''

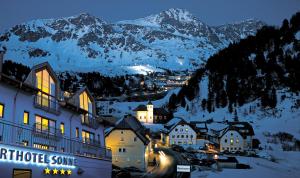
[0,8,265,76]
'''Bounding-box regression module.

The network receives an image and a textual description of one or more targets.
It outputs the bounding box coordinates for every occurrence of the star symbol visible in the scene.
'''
[67,169,72,175]
[44,167,51,174]
[53,168,58,175]
[60,169,65,175]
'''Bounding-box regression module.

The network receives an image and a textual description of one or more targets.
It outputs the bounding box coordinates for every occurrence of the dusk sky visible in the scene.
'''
[0,0,299,32]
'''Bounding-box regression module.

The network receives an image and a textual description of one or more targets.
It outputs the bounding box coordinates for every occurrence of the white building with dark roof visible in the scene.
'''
[0,55,112,178]
[219,122,254,153]
[161,118,197,147]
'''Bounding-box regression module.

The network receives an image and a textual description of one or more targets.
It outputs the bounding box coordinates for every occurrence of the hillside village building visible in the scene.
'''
[161,118,197,147]
[134,101,170,124]
[0,53,112,178]
[219,122,254,153]
[105,115,150,171]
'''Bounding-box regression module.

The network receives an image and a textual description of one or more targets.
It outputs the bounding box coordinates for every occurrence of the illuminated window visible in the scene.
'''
[236,139,239,143]
[82,130,95,143]
[23,111,29,125]
[36,69,55,107]
[80,91,93,124]
[22,140,29,146]
[13,169,31,178]
[35,115,56,135]
[34,143,49,150]
[230,138,234,145]
[76,127,79,138]
[79,91,92,112]
[0,103,4,118]
[185,128,188,131]
[60,122,65,135]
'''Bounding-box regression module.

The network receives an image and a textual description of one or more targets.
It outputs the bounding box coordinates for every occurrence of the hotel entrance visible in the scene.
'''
[13,169,32,178]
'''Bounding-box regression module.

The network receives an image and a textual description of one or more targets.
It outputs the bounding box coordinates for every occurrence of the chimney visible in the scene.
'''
[0,50,4,74]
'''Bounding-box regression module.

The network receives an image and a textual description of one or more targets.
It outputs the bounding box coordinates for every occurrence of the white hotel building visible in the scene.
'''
[0,51,112,178]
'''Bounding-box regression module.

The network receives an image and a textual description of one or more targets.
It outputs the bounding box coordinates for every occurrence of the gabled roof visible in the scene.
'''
[0,73,38,94]
[147,100,153,105]
[133,104,148,111]
[67,86,95,107]
[105,115,150,145]
[219,122,254,139]
[162,117,196,134]
[24,62,60,88]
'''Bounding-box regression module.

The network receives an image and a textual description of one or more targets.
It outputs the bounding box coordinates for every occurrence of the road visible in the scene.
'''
[143,147,190,178]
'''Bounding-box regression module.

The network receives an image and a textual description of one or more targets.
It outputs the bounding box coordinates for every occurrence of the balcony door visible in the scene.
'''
[80,91,93,124]
[36,69,56,108]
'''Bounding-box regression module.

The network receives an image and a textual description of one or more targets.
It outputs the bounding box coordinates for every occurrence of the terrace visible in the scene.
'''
[0,120,112,160]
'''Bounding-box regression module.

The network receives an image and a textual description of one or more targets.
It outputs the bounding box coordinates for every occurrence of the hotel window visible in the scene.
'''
[82,130,95,143]
[76,127,79,138]
[123,148,126,152]
[23,111,29,125]
[35,69,56,108]
[119,148,122,152]
[134,137,137,142]
[236,139,239,143]
[13,169,32,178]
[22,140,29,146]
[35,115,56,135]
[34,143,49,150]
[60,122,65,135]
[224,139,228,143]
[121,137,124,141]
[80,91,93,124]
[0,103,4,118]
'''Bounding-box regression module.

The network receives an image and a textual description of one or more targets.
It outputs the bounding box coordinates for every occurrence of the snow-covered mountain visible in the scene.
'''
[0,8,264,76]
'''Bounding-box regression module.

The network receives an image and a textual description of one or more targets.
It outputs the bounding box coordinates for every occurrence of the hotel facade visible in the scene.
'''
[0,52,112,178]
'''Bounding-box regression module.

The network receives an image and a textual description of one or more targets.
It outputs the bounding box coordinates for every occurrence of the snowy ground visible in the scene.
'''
[192,151,300,178]
[111,87,180,118]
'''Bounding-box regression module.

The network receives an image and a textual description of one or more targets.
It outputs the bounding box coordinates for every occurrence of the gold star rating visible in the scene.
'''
[67,169,72,175]
[53,168,59,175]
[60,169,66,175]
[44,167,51,174]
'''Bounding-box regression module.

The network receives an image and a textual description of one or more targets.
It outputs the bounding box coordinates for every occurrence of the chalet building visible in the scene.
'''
[0,56,112,178]
[134,101,170,124]
[219,122,254,153]
[161,118,197,147]
[105,115,150,171]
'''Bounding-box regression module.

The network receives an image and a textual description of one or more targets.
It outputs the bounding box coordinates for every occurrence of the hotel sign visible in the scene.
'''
[0,145,76,169]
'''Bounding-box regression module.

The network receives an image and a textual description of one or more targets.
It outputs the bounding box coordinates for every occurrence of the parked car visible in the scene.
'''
[171,145,185,152]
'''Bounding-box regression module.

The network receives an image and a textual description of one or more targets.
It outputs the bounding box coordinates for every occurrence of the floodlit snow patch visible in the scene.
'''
[126,65,164,75]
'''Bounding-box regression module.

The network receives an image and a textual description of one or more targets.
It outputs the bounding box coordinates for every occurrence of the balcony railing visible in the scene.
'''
[34,93,60,114]
[33,123,62,140]
[81,113,99,129]
[0,120,112,160]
